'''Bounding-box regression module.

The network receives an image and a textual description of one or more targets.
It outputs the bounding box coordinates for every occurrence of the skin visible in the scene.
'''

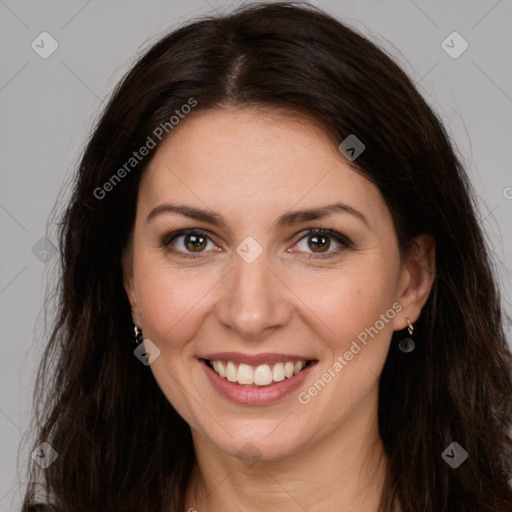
[123,107,435,511]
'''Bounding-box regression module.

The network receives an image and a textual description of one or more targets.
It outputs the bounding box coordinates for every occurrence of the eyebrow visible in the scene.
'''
[146,202,369,229]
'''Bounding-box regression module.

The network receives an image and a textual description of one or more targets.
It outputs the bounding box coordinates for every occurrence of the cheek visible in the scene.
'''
[292,258,399,350]
[295,268,397,416]
[131,256,215,422]
[338,276,394,341]
[132,252,219,350]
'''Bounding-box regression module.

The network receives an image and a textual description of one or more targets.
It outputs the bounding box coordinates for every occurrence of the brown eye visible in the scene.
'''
[307,233,331,253]
[182,232,208,252]
[164,230,215,258]
[295,229,351,259]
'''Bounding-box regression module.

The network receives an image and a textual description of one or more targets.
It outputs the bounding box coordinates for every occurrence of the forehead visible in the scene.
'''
[138,108,389,230]
[144,107,339,179]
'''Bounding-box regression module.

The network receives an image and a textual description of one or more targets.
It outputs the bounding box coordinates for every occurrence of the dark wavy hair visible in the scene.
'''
[20,2,512,511]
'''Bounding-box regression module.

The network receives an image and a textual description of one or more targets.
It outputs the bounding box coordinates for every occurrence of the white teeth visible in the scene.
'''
[225,361,238,382]
[208,359,310,387]
[294,361,305,375]
[216,361,226,378]
[253,364,273,386]
[272,362,285,382]
[237,363,254,385]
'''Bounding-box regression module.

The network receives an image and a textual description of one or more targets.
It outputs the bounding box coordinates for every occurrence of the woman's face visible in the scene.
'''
[123,107,428,463]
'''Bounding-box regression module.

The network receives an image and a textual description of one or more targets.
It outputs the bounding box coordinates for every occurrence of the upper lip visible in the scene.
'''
[200,352,317,366]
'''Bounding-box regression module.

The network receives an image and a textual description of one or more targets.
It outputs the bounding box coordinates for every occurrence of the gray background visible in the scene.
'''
[1,0,511,509]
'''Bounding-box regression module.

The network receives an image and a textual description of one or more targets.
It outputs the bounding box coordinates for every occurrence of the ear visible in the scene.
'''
[121,235,142,327]
[392,234,436,331]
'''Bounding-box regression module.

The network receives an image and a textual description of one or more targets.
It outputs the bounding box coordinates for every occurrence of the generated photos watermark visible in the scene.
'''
[94,97,197,200]
[441,441,468,469]
[134,338,161,366]
[298,301,403,405]
[338,133,365,161]
[236,442,263,468]
[31,442,58,469]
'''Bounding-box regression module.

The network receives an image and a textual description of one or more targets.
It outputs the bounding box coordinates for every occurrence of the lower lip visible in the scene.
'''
[201,359,317,405]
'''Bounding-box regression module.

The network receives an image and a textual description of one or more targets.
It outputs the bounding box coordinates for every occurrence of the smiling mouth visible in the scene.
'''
[203,358,315,387]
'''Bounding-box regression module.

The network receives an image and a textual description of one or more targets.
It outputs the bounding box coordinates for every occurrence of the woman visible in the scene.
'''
[21,2,512,511]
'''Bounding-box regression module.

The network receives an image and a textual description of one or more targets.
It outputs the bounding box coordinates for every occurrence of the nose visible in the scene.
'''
[215,250,292,340]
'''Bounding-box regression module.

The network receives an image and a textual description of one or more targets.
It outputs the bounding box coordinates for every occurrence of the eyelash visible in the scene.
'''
[162,228,352,260]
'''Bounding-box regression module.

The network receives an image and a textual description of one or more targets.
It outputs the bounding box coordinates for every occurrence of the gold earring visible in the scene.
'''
[134,324,143,345]
[398,319,415,353]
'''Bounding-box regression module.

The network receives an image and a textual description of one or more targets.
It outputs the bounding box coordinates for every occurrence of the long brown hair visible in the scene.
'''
[20,2,512,511]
